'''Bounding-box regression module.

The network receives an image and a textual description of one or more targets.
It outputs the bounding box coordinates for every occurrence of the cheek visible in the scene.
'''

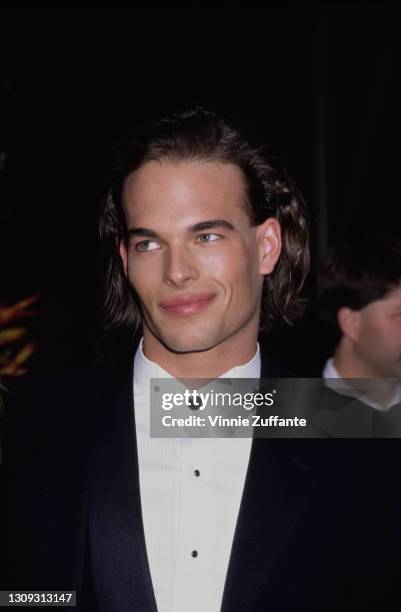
[127,259,156,299]
[201,243,258,286]
[382,323,401,354]
[362,318,401,355]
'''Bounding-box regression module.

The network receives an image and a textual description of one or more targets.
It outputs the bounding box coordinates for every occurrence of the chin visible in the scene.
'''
[156,327,223,354]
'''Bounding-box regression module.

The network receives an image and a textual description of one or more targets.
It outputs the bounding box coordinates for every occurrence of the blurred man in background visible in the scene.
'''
[319,234,401,410]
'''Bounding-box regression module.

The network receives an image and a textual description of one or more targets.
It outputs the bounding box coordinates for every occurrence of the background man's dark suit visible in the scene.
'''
[1,341,400,611]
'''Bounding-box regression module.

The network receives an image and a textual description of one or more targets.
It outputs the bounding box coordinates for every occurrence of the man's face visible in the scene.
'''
[120,160,280,353]
[353,284,401,378]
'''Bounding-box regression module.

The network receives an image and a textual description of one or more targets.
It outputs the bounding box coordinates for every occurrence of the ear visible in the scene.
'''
[256,218,282,275]
[119,239,128,276]
[337,307,361,342]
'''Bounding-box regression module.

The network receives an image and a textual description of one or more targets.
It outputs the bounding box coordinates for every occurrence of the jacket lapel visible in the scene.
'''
[89,350,157,612]
[221,438,322,612]
[221,345,324,611]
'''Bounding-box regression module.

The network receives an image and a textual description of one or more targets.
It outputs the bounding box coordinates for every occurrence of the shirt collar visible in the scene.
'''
[323,357,401,411]
[323,357,340,379]
[134,337,261,394]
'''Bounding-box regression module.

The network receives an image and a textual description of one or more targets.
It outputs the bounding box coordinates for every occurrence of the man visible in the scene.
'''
[1,109,399,611]
[319,234,401,411]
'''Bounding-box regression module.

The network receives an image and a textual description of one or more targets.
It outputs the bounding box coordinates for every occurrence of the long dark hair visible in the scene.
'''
[99,108,310,337]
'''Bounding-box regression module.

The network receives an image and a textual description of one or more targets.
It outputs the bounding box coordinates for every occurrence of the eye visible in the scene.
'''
[134,240,160,252]
[196,233,221,243]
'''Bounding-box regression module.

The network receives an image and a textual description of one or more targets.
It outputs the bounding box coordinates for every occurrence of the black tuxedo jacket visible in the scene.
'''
[1,343,400,611]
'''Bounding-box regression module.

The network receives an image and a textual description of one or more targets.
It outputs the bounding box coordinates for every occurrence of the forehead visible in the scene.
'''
[122,160,249,226]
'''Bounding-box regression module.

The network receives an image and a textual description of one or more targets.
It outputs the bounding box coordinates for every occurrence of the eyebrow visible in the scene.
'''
[124,219,235,241]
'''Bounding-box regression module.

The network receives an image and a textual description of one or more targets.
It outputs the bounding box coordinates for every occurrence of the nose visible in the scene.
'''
[163,243,199,287]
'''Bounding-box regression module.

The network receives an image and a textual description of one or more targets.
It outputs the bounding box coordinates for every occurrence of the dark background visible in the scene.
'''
[0,3,399,375]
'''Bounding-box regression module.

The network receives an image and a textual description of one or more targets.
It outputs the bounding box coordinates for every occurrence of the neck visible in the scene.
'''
[142,329,259,379]
[333,341,368,379]
[333,340,398,409]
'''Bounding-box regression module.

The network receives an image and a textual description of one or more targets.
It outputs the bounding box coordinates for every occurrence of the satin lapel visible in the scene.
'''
[89,351,157,612]
[221,345,324,611]
[221,438,322,611]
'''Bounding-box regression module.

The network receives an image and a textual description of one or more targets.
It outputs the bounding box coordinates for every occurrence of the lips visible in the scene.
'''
[159,293,216,316]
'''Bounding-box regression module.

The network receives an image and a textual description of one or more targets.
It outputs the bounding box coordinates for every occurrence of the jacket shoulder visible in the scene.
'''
[1,358,121,465]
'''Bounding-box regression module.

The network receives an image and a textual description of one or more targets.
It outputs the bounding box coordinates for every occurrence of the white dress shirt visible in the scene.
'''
[323,357,401,411]
[133,339,260,612]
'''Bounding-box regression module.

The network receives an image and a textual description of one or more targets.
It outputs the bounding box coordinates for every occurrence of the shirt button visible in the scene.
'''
[191,550,198,558]
[188,397,201,410]
[194,469,200,477]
